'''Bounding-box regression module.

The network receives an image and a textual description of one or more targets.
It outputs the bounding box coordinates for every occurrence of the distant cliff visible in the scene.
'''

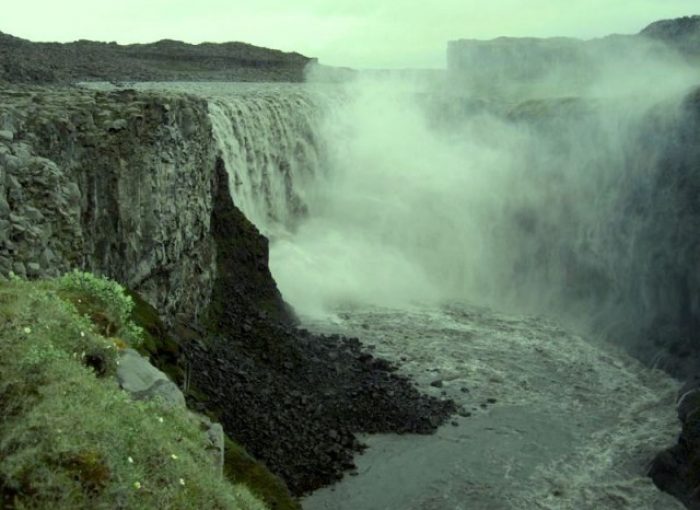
[447,15,700,98]
[641,15,700,57]
[0,32,314,84]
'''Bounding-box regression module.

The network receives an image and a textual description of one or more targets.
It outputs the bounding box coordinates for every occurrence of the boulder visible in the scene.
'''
[117,348,186,408]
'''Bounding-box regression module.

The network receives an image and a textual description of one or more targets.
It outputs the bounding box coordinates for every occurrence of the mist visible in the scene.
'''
[209,33,700,371]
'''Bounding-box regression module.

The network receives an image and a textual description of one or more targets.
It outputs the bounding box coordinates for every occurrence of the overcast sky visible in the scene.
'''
[3,1,698,68]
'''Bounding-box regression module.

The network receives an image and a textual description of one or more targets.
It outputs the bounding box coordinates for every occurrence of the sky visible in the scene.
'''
[2,0,698,68]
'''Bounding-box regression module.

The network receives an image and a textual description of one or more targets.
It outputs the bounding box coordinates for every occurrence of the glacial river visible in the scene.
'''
[300,306,681,510]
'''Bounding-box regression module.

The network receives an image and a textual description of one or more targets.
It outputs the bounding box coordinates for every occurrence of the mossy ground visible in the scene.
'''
[129,288,301,510]
[0,274,267,510]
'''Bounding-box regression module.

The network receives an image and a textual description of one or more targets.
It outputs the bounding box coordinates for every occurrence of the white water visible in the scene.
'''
[208,87,326,237]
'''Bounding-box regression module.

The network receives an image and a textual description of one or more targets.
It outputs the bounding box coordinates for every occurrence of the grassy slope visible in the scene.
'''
[0,274,267,510]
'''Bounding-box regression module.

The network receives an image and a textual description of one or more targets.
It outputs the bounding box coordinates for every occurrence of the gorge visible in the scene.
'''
[2,13,700,510]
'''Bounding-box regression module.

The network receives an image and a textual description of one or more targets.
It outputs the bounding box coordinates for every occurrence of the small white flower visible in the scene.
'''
[23,327,31,334]
[80,331,85,337]
[158,416,164,423]
[128,456,134,464]
[133,481,141,490]
[179,478,185,486]
[170,454,178,460]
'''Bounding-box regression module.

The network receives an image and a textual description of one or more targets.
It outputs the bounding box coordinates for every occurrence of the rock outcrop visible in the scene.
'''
[447,15,700,98]
[0,86,219,324]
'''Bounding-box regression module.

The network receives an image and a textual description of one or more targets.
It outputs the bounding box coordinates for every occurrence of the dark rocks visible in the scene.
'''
[183,317,455,496]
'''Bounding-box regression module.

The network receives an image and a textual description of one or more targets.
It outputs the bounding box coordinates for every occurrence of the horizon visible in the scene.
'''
[2,1,699,69]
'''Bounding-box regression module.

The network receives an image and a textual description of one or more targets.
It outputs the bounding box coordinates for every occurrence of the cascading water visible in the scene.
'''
[208,86,327,238]
[207,79,699,376]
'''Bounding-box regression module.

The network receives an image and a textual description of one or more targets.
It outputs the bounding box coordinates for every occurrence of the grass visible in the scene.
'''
[0,272,268,510]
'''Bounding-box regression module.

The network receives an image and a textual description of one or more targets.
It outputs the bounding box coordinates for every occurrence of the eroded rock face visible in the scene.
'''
[0,86,217,323]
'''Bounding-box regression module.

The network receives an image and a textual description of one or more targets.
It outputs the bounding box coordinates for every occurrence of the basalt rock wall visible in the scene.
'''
[0,85,288,326]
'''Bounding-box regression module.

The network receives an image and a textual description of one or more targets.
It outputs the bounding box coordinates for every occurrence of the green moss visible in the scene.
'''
[0,276,267,510]
[223,438,302,510]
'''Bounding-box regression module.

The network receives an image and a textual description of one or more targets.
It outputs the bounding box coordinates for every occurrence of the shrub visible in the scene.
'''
[56,270,144,348]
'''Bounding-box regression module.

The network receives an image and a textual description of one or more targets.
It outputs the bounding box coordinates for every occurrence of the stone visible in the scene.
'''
[11,261,25,278]
[108,119,128,131]
[26,262,41,277]
[116,349,186,408]
[0,219,11,242]
[205,420,225,474]
[0,195,9,217]
[23,207,43,222]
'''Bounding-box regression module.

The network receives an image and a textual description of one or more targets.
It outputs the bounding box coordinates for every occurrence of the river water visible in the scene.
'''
[300,305,681,509]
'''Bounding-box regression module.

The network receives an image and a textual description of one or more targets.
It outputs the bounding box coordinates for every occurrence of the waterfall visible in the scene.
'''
[208,87,326,238]
[205,80,700,375]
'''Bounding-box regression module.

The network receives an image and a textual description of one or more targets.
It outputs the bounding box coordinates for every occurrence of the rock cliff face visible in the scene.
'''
[447,15,700,98]
[0,85,454,498]
[0,85,286,325]
[641,15,700,57]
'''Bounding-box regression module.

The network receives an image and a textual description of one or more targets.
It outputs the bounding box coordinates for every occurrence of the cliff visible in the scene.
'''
[0,84,455,500]
[641,15,700,57]
[1,86,211,323]
[447,15,700,98]
[0,32,314,84]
